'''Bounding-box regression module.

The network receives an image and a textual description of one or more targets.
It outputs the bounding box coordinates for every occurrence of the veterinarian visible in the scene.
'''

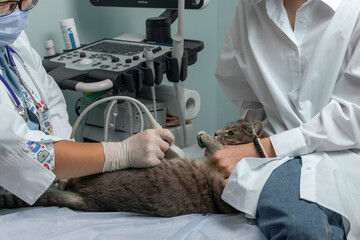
[0,0,174,206]
[214,0,360,239]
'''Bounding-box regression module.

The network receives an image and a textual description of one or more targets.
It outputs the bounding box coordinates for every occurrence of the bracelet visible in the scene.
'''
[253,137,268,158]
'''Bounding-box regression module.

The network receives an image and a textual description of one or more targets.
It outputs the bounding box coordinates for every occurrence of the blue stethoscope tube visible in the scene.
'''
[0,72,22,106]
[6,45,23,67]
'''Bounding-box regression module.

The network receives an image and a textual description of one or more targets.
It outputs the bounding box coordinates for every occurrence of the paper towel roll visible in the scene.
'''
[139,85,201,120]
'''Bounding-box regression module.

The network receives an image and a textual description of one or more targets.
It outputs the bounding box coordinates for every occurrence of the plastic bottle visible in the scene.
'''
[44,40,56,56]
[60,18,80,49]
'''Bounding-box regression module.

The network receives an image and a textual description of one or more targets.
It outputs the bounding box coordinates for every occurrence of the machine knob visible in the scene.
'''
[111,57,120,63]
[79,52,86,58]
[125,58,132,63]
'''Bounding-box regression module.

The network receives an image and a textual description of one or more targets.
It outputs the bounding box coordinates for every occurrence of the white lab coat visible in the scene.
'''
[0,32,72,205]
[216,0,360,239]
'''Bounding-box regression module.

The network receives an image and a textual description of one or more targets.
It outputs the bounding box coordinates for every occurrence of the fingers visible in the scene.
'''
[157,129,175,145]
[204,149,211,157]
[215,164,232,178]
[155,148,165,160]
[210,151,237,178]
[159,140,170,153]
[210,152,220,165]
[142,148,163,168]
[138,129,172,148]
[150,157,162,167]
[128,129,174,168]
[223,178,228,188]
[150,128,174,153]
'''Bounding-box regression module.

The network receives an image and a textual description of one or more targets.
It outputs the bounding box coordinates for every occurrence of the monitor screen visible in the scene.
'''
[90,0,208,9]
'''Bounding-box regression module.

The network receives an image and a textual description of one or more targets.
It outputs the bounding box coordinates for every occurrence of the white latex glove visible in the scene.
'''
[101,129,175,172]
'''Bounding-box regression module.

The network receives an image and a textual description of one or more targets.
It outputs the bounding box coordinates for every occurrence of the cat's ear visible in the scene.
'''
[242,109,254,123]
[252,121,264,137]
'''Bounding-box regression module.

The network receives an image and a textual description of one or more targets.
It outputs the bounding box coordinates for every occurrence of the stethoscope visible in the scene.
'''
[0,45,48,122]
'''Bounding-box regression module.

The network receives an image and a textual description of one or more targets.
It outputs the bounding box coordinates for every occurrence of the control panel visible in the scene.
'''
[43,38,204,93]
[50,39,172,72]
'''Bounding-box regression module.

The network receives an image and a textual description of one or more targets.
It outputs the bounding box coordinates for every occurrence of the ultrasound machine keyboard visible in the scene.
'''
[84,41,146,55]
[50,39,173,73]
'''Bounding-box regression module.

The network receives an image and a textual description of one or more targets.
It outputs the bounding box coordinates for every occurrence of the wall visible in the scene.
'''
[25,0,240,139]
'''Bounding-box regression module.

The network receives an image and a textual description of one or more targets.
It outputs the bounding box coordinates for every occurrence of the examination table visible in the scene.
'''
[0,145,266,240]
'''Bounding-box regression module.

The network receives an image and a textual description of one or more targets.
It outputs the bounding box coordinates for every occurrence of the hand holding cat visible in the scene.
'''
[102,129,175,172]
[210,143,258,179]
[210,138,276,186]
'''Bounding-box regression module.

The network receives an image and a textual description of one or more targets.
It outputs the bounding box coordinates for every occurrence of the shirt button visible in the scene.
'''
[280,20,284,25]
[299,17,305,23]
[295,72,300,77]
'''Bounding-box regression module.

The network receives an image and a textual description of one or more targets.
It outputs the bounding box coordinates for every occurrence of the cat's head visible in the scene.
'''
[214,110,266,145]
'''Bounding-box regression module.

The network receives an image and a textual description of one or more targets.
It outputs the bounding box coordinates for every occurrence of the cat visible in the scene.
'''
[0,110,268,217]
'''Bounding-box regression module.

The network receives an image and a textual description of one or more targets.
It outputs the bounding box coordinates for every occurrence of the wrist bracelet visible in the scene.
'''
[253,137,269,158]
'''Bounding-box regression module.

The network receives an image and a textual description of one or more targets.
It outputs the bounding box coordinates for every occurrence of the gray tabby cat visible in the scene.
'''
[0,110,268,217]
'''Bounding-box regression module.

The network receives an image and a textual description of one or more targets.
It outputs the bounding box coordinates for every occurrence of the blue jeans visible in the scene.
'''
[256,158,345,240]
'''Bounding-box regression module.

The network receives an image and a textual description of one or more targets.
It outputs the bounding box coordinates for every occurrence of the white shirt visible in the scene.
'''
[216,0,360,239]
[0,32,72,205]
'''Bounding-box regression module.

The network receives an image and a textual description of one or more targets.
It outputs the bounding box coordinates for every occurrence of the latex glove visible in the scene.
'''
[101,129,175,172]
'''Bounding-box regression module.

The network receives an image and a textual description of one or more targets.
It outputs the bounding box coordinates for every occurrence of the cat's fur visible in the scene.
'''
[0,110,268,217]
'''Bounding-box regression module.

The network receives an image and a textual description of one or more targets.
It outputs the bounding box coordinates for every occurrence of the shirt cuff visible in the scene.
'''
[26,141,55,172]
[270,127,308,157]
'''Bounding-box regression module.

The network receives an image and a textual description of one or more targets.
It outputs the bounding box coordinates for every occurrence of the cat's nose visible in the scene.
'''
[214,130,220,137]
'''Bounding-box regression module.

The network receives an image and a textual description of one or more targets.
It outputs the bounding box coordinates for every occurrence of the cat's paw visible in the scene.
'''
[55,179,70,191]
[197,131,210,148]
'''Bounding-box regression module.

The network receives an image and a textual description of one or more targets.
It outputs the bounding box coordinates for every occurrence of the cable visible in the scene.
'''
[71,96,184,158]
[103,99,144,142]
[172,0,184,71]
[104,100,117,142]
[126,101,134,136]
[172,0,188,147]
[151,86,157,120]
[144,47,158,121]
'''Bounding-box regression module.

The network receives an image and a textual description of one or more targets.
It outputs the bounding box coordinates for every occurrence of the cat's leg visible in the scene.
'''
[54,179,70,190]
[197,131,223,154]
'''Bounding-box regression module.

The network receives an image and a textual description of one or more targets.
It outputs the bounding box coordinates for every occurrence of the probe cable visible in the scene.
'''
[71,96,185,159]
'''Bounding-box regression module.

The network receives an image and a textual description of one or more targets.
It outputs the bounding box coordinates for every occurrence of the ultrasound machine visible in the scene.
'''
[42,0,209,149]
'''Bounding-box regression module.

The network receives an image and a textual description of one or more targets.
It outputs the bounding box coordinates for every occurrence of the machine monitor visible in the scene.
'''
[90,0,209,9]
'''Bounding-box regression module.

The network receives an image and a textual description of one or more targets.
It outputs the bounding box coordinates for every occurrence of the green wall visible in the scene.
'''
[25,0,240,138]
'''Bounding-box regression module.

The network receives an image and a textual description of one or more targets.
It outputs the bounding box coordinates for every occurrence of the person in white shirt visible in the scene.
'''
[0,0,174,205]
[214,0,360,239]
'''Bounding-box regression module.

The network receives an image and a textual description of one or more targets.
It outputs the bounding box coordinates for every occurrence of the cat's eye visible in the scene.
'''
[228,131,234,136]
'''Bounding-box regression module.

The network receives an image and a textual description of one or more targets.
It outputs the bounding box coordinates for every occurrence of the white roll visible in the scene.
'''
[139,85,201,120]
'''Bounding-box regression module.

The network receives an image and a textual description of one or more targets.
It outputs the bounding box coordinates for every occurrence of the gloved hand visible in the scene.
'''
[101,129,175,172]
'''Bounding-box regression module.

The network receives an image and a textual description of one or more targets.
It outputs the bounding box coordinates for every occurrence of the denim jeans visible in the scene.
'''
[256,158,345,240]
